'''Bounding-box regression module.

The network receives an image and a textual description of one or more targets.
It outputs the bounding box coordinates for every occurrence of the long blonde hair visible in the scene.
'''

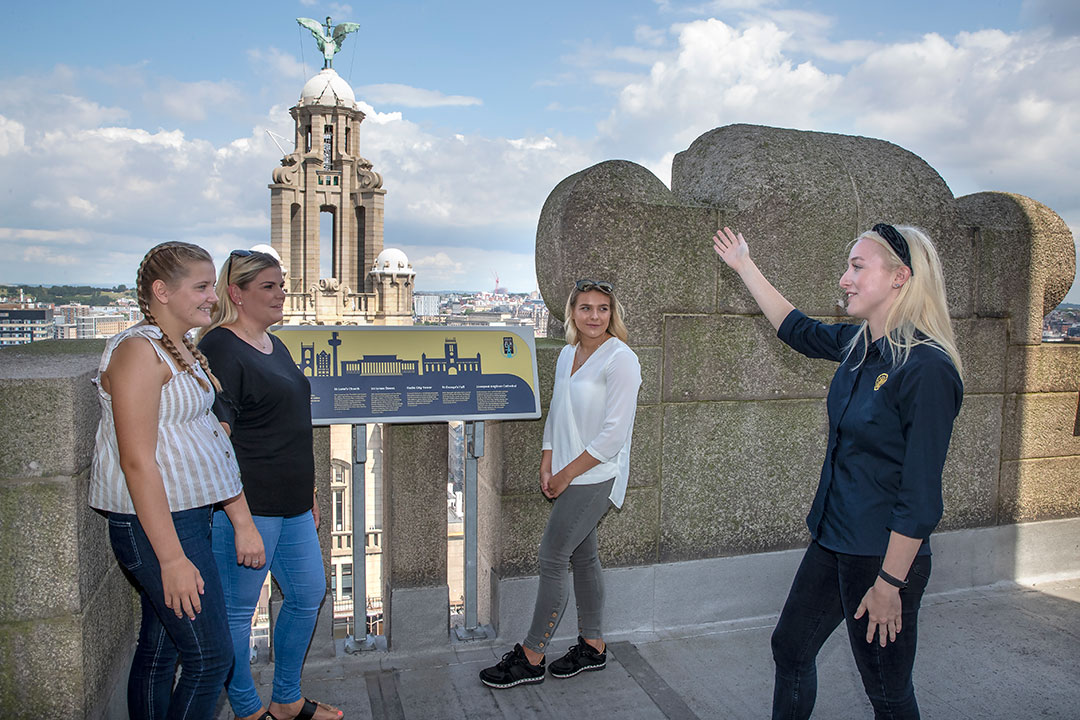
[562,282,629,346]
[198,250,281,340]
[135,241,221,392]
[844,225,963,379]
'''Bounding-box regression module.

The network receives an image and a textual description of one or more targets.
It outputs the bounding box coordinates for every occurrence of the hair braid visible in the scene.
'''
[183,336,222,392]
[135,241,216,392]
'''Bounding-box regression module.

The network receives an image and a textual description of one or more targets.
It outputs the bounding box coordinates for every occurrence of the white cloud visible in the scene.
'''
[598,18,840,159]
[247,47,309,82]
[144,80,245,123]
[412,251,466,275]
[357,84,482,108]
[0,116,26,155]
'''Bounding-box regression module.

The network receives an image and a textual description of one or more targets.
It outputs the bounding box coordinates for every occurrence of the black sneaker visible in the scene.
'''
[479,644,546,689]
[548,636,607,678]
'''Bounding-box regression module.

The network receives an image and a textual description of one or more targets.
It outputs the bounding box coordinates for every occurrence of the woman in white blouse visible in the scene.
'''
[480,279,641,689]
[90,242,264,718]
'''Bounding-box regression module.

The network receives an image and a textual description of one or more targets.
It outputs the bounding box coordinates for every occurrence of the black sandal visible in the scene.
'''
[294,698,343,720]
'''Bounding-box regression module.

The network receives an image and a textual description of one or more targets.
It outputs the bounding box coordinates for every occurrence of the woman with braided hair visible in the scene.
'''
[198,249,342,720]
[90,241,265,719]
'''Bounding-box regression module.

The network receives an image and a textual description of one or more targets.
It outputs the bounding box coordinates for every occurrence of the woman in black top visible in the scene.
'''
[198,250,341,720]
[713,224,963,720]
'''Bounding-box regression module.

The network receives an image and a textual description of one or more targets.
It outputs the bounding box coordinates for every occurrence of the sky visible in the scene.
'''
[1,0,1078,297]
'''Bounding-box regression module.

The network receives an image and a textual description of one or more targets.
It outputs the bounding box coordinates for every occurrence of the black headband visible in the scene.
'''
[872,223,913,275]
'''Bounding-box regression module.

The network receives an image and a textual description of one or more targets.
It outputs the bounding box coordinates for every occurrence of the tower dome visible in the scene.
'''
[371,248,413,275]
[299,68,356,108]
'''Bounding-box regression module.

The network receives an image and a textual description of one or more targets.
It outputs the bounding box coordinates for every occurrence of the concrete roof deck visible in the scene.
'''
[223,577,1080,720]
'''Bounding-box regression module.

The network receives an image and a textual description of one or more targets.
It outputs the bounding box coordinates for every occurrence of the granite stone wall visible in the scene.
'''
[479,124,1079,601]
[0,340,136,719]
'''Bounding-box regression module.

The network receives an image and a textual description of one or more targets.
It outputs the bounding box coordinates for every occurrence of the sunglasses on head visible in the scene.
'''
[575,279,614,294]
[225,249,253,283]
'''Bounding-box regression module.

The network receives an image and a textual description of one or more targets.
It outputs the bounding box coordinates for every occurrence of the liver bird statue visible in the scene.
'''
[297,16,362,69]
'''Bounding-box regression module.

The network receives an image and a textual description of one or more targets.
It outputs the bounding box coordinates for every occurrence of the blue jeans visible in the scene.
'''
[771,541,931,720]
[523,479,614,654]
[108,507,233,720]
[212,510,327,717]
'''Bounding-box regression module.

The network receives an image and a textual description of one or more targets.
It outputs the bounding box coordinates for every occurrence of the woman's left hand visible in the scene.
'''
[854,581,902,646]
[543,470,571,500]
[234,524,266,569]
[312,489,321,529]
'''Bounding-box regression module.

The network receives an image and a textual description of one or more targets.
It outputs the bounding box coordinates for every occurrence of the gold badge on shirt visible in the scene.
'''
[874,373,889,391]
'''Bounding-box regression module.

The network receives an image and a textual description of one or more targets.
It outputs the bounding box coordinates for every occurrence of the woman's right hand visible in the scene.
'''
[713,227,751,273]
[160,555,205,620]
[540,468,553,497]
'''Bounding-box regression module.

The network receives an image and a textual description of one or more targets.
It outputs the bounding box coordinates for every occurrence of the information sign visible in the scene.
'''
[270,325,541,425]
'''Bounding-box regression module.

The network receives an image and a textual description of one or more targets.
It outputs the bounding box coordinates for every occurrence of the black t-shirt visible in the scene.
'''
[198,327,314,516]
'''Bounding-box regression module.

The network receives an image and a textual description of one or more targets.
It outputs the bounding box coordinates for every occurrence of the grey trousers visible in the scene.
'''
[523,478,614,655]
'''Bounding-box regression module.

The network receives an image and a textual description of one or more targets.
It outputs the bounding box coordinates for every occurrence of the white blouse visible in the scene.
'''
[89,324,243,514]
[542,337,641,508]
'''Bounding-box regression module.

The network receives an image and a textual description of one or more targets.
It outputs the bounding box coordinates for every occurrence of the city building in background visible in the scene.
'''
[0,307,54,346]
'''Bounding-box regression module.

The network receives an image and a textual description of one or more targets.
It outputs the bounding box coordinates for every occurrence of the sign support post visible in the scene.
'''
[454,421,492,640]
[344,423,376,653]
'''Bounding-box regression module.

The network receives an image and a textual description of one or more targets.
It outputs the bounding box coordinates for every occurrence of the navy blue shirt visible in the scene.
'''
[778,310,963,557]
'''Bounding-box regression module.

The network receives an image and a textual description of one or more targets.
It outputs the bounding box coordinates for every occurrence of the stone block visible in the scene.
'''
[0,342,102,479]
[954,318,1007,395]
[536,160,718,346]
[957,191,1075,343]
[0,614,85,717]
[938,394,1003,531]
[635,345,662,406]
[662,314,835,402]
[0,477,81,621]
[597,486,659,568]
[81,564,137,715]
[1006,343,1080,394]
[671,124,972,318]
[659,400,826,561]
[535,343,561,408]
[999,457,1080,523]
[628,404,662,490]
[387,585,449,652]
[490,413,545,496]
[77,475,115,612]
[487,494,547,579]
[1001,392,1080,461]
[382,423,448,588]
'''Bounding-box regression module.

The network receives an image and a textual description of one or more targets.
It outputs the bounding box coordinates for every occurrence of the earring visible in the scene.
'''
[892,283,901,288]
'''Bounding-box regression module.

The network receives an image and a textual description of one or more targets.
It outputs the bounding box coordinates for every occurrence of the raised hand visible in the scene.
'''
[712,227,750,273]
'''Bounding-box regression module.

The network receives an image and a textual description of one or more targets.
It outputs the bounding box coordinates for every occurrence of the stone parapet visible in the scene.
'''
[0,340,135,718]
[480,123,1078,629]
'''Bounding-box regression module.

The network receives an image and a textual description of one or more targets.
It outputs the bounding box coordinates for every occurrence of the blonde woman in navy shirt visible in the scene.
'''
[713,224,963,719]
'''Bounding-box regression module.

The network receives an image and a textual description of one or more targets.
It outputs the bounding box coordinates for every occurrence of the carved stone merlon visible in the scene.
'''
[272,153,302,185]
[357,156,384,190]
